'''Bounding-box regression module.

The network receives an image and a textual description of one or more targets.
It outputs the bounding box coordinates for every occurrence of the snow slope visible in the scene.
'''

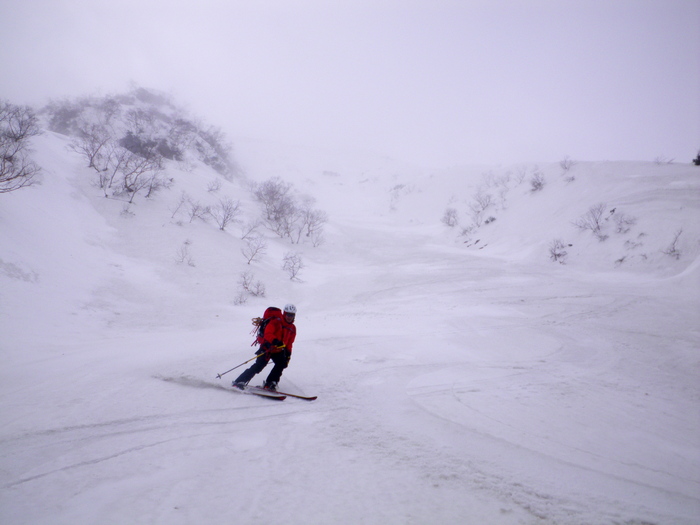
[1,130,699,525]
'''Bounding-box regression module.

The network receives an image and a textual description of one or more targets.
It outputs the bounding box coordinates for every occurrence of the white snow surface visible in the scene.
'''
[1,132,699,525]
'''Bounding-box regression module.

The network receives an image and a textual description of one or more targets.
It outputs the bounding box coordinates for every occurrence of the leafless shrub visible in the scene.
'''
[187,200,211,223]
[144,173,173,199]
[0,101,42,193]
[560,156,576,172]
[460,224,476,238]
[254,177,294,223]
[292,198,328,243]
[530,170,546,192]
[175,240,195,266]
[497,185,510,209]
[69,121,112,171]
[560,156,576,182]
[170,191,189,219]
[252,177,327,244]
[614,213,637,234]
[254,177,299,239]
[549,239,570,264]
[233,291,248,305]
[207,178,222,193]
[310,231,325,247]
[282,252,304,281]
[573,203,608,241]
[241,234,267,265]
[238,271,266,297]
[210,196,240,231]
[120,203,135,218]
[662,229,683,260]
[122,167,165,202]
[115,147,166,203]
[497,172,511,187]
[481,171,496,188]
[469,191,493,226]
[441,207,458,227]
[98,142,130,195]
[240,220,261,240]
[1,102,41,142]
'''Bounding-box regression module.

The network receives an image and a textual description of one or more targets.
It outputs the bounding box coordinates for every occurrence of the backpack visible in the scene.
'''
[251,307,282,346]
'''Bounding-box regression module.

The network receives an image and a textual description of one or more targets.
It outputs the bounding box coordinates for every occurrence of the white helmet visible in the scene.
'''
[283,303,297,314]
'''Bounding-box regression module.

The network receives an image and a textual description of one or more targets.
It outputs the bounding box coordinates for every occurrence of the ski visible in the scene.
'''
[233,385,286,401]
[272,390,317,401]
[246,385,317,401]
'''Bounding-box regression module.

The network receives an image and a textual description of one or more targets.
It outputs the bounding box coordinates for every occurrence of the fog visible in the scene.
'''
[1,0,698,166]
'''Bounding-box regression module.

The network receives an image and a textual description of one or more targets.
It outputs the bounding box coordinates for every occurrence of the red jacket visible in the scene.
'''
[261,311,296,354]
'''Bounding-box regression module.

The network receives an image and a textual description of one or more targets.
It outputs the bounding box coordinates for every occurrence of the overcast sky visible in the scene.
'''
[1,0,698,167]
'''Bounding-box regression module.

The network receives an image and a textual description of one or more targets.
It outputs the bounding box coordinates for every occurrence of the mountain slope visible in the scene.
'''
[1,127,699,525]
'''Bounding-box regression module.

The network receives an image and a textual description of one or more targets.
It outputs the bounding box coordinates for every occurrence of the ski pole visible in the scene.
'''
[216,354,260,379]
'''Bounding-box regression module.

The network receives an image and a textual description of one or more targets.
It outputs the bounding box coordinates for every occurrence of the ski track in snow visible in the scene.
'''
[1,132,699,524]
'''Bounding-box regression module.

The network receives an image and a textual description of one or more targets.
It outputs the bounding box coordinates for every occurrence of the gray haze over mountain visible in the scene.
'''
[1,0,698,166]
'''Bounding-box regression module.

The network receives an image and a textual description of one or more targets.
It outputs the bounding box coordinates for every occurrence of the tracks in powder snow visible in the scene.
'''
[0,375,324,491]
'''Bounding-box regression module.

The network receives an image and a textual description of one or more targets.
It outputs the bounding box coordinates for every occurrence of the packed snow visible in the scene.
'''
[1,129,699,525]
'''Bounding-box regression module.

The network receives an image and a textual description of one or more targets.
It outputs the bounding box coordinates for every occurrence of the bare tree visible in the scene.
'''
[549,239,570,264]
[662,229,683,260]
[469,191,493,227]
[573,203,608,241]
[238,271,266,297]
[291,197,328,243]
[187,200,211,223]
[100,143,134,195]
[241,234,267,264]
[311,230,325,247]
[144,171,172,199]
[175,240,195,266]
[1,102,40,142]
[441,207,458,227]
[530,170,546,192]
[207,178,222,193]
[253,177,297,237]
[170,191,189,219]
[614,212,637,234]
[252,177,328,245]
[302,206,328,240]
[240,219,261,240]
[560,156,575,172]
[210,196,241,231]
[560,156,576,182]
[282,251,304,281]
[120,151,165,203]
[69,121,112,171]
[0,101,42,193]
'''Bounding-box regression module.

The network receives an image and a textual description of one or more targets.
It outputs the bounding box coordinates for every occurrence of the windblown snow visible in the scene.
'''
[1,129,699,524]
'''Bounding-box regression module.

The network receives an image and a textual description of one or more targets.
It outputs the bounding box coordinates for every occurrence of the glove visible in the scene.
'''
[266,340,286,354]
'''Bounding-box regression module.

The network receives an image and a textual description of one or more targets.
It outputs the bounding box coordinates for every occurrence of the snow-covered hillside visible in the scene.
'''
[1,123,699,524]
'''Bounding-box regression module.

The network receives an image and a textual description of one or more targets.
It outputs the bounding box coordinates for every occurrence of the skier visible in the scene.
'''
[233,304,297,391]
